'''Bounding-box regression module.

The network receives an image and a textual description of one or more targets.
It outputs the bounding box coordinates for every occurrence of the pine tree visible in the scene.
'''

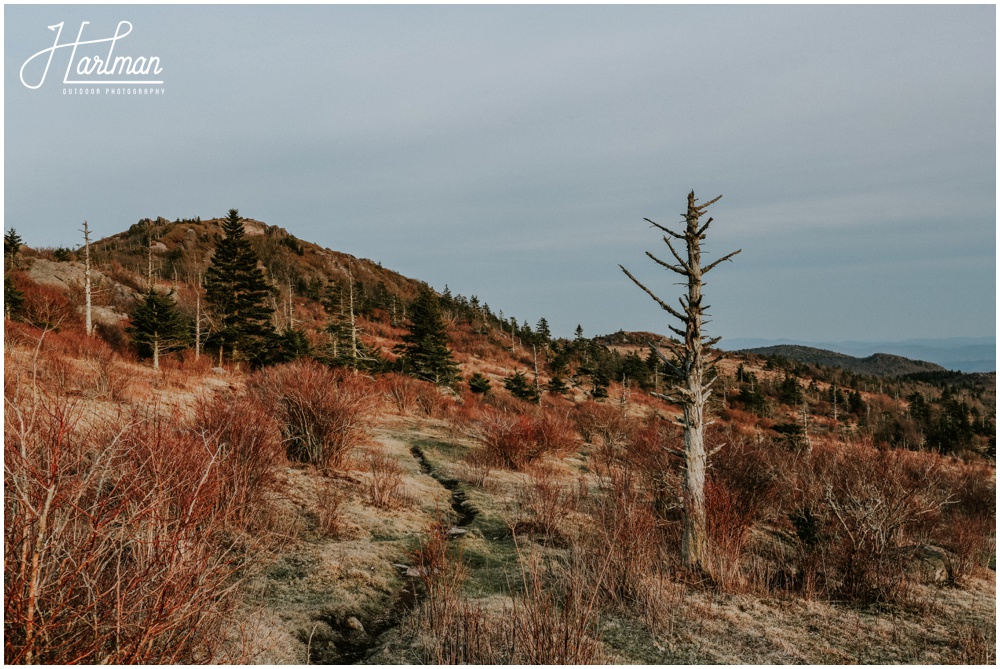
[468,372,492,395]
[4,228,23,265]
[504,370,540,402]
[4,275,24,320]
[396,285,459,385]
[546,375,569,396]
[535,317,552,343]
[204,209,276,365]
[127,288,190,370]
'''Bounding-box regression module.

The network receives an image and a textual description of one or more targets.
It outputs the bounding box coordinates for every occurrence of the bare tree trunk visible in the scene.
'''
[532,344,541,403]
[82,221,93,336]
[347,265,358,370]
[146,223,155,291]
[194,273,202,361]
[621,191,740,577]
[152,335,160,371]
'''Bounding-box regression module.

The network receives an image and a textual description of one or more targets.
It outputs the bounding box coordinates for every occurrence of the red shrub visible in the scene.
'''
[9,273,81,331]
[4,397,253,663]
[472,407,577,470]
[192,392,284,526]
[250,361,382,470]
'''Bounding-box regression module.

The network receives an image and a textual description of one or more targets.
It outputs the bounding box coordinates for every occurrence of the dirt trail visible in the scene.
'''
[243,426,475,664]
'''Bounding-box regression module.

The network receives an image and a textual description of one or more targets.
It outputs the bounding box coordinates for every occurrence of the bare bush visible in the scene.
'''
[4,396,254,663]
[192,392,285,527]
[250,361,381,470]
[316,480,348,538]
[582,466,668,608]
[408,522,607,664]
[470,406,577,470]
[705,437,778,589]
[513,466,580,541]
[379,372,419,414]
[573,400,629,452]
[362,448,407,509]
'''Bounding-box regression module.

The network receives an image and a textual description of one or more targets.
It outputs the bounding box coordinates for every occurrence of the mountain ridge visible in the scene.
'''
[722,337,995,373]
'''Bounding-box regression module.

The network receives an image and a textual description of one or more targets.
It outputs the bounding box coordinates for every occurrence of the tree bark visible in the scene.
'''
[620,190,740,577]
[82,221,93,337]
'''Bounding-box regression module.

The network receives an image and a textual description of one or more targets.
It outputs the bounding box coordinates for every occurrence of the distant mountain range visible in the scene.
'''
[735,345,949,378]
[720,337,995,373]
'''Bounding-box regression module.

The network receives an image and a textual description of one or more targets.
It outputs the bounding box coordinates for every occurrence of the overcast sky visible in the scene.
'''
[5,5,995,342]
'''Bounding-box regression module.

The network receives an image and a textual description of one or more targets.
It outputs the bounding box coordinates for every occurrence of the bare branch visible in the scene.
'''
[644,218,683,239]
[702,248,742,274]
[648,344,684,378]
[620,265,688,322]
[651,392,683,405]
[696,217,713,237]
[644,251,687,276]
[663,236,691,272]
[693,194,723,212]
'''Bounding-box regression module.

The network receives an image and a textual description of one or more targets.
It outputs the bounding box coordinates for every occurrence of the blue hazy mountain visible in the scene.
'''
[720,337,995,373]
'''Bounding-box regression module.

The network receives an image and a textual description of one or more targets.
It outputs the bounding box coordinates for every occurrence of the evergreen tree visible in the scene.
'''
[127,288,190,370]
[778,374,803,406]
[468,372,491,395]
[535,317,551,343]
[267,327,312,364]
[847,389,865,416]
[204,209,276,365]
[396,285,459,385]
[504,370,540,402]
[4,228,23,266]
[4,275,24,320]
[546,375,569,396]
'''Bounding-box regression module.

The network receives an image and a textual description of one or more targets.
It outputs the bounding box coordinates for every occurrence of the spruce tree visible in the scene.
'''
[504,370,540,402]
[468,372,492,395]
[535,317,552,343]
[127,289,190,370]
[396,285,459,385]
[4,228,23,265]
[4,275,24,320]
[204,209,276,365]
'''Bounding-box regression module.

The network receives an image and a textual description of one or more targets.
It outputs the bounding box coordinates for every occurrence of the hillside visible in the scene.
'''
[742,344,946,377]
[4,214,995,665]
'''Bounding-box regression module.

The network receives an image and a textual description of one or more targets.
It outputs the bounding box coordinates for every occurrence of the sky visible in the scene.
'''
[4,5,995,343]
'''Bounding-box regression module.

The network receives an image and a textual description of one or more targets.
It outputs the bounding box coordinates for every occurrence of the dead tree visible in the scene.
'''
[81,221,93,336]
[620,190,740,575]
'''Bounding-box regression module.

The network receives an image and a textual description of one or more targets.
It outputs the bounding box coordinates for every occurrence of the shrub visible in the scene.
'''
[192,392,284,527]
[316,480,348,538]
[10,274,81,331]
[473,407,577,470]
[379,372,419,413]
[362,449,406,509]
[4,396,254,663]
[513,466,580,541]
[582,467,666,607]
[250,361,381,470]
